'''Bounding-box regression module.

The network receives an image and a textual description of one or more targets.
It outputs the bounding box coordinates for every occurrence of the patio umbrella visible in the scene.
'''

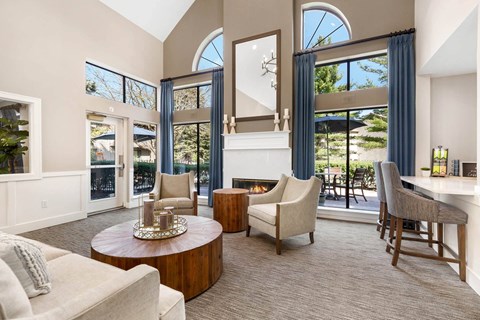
[92,127,156,142]
[315,116,366,197]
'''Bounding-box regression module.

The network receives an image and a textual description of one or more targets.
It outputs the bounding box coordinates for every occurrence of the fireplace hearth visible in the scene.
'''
[232,178,278,194]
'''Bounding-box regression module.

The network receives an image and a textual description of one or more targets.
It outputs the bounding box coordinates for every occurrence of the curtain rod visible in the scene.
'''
[160,67,223,83]
[294,28,415,57]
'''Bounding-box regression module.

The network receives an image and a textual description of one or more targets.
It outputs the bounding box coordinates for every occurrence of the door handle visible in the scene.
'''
[119,155,124,177]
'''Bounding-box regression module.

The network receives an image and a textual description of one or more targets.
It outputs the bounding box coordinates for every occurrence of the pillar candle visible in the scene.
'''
[275,112,279,120]
[159,212,168,229]
[143,199,154,226]
[284,108,289,116]
[224,114,228,121]
[231,116,236,124]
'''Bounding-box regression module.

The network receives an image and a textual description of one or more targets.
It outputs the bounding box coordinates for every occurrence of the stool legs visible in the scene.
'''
[387,216,396,253]
[380,203,388,240]
[392,217,404,266]
[427,222,433,248]
[437,223,444,257]
[458,224,466,281]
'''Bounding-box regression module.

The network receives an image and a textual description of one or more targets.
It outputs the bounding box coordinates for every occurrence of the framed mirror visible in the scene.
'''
[233,30,281,121]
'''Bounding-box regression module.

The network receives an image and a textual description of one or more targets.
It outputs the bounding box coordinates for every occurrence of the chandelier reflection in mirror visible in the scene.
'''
[261,50,277,89]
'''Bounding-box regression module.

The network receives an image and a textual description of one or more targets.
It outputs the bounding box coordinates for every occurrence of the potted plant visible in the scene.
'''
[0,118,29,174]
[420,167,431,177]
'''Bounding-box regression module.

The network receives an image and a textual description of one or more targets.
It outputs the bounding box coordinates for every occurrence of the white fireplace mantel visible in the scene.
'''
[223,131,292,188]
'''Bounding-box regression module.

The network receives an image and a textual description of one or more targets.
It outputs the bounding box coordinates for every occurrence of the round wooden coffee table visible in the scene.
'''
[90,215,223,301]
[213,188,249,232]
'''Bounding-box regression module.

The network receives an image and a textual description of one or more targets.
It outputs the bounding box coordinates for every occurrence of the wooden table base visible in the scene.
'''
[91,216,223,301]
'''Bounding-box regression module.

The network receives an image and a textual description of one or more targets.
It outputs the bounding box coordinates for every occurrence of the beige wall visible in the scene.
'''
[0,0,163,172]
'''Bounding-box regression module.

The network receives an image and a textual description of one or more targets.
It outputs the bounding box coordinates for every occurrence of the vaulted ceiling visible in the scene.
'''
[99,0,195,42]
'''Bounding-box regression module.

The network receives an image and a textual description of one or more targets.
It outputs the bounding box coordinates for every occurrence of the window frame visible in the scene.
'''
[192,28,224,72]
[0,91,42,182]
[173,83,212,112]
[85,62,158,111]
[302,4,352,50]
[315,52,387,94]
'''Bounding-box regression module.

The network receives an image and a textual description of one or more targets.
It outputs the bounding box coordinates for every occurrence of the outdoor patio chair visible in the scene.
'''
[149,171,198,215]
[335,168,368,203]
[246,174,321,255]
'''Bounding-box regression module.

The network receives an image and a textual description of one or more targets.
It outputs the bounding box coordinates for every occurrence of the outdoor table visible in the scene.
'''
[316,172,346,200]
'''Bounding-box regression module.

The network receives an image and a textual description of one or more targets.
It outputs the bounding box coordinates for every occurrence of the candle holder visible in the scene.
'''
[283,114,290,131]
[223,119,229,134]
[230,122,236,134]
[133,199,187,240]
[274,119,280,132]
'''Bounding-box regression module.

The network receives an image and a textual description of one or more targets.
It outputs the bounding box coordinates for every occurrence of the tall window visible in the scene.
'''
[85,62,157,110]
[133,123,157,196]
[303,7,351,49]
[315,54,388,211]
[195,31,224,71]
[173,85,211,196]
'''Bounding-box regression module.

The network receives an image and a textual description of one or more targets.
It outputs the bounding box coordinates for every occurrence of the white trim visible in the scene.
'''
[301,2,352,49]
[317,207,377,224]
[0,211,86,235]
[316,49,388,66]
[0,91,42,182]
[192,28,223,72]
[42,170,88,178]
[173,80,212,91]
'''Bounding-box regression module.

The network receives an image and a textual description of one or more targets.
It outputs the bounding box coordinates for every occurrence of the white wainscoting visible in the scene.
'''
[223,131,292,188]
[0,171,87,234]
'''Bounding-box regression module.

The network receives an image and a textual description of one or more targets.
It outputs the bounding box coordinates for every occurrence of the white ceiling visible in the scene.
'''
[99,0,195,42]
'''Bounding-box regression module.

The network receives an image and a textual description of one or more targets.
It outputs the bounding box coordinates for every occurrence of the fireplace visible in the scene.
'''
[232,178,278,194]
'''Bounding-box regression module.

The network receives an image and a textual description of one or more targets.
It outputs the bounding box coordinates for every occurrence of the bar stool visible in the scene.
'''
[373,161,433,241]
[381,162,468,281]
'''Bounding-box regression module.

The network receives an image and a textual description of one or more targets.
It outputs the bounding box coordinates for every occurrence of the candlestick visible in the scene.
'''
[230,121,236,134]
[283,113,290,132]
[223,119,229,134]
[274,117,280,132]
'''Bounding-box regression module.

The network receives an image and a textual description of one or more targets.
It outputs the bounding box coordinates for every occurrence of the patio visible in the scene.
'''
[320,188,380,212]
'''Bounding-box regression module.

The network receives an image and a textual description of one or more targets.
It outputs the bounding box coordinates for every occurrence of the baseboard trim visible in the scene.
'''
[0,210,86,234]
[317,207,377,224]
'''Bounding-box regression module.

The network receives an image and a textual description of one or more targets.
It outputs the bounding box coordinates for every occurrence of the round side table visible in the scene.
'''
[213,188,249,233]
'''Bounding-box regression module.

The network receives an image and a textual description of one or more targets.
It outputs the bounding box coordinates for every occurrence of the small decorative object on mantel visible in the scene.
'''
[461,161,477,177]
[431,145,448,177]
[230,116,237,134]
[282,108,290,131]
[223,114,229,135]
[134,198,187,240]
[274,112,280,132]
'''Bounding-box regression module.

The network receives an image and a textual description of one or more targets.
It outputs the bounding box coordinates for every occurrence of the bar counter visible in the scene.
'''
[400,175,480,295]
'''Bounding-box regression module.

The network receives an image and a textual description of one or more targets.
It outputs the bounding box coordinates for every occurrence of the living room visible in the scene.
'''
[1,0,480,319]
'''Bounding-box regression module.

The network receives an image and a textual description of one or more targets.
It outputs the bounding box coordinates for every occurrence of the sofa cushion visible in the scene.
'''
[161,173,190,199]
[281,178,309,202]
[0,232,51,298]
[155,197,193,209]
[29,253,124,314]
[20,237,71,261]
[0,258,33,319]
[248,203,277,225]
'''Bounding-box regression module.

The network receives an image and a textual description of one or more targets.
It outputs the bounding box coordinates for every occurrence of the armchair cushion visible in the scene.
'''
[248,203,277,225]
[161,173,190,199]
[281,178,310,202]
[155,198,193,210]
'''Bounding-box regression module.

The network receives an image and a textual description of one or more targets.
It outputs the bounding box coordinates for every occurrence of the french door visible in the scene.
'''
[87,116,125,213]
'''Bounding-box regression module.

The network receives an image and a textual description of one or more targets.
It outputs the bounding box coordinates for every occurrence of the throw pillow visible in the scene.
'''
[0,258,34,318]
[0,232,51,298]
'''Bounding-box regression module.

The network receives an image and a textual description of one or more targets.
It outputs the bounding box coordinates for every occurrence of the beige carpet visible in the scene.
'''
[21,207,480,320]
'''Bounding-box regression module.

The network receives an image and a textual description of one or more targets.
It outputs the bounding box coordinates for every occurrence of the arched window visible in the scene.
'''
[193,28,224,71]
[302,3,351,49]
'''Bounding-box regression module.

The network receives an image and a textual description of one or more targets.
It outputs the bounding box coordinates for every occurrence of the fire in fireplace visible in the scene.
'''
[232,178,278,194]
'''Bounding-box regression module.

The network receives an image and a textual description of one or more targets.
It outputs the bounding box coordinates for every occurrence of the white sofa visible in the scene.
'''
[5,237,185,320]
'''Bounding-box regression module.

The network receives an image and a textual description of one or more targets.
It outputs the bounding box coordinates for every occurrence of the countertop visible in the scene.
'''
[401,176,480,196]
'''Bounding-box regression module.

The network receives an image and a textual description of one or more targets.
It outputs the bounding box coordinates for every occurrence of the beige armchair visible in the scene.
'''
[246,174,322,254]
[149,171,198,215]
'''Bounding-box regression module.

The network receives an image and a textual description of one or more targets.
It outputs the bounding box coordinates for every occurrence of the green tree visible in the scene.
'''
[0,118,29,174]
